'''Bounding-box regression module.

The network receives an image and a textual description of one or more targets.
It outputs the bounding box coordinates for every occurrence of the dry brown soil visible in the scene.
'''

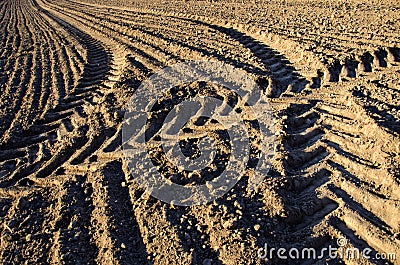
[0,0,399,264]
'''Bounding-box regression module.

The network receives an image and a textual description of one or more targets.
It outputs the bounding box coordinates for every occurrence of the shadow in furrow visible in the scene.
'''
[101,161,149,264]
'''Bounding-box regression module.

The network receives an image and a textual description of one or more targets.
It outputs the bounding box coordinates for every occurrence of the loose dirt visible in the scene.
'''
[0,0,399,264]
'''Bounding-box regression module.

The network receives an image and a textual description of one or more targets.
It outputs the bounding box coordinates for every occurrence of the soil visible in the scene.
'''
[0,0,399,264]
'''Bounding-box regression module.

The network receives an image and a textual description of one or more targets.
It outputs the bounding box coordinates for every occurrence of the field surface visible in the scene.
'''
[0,0,399,264]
